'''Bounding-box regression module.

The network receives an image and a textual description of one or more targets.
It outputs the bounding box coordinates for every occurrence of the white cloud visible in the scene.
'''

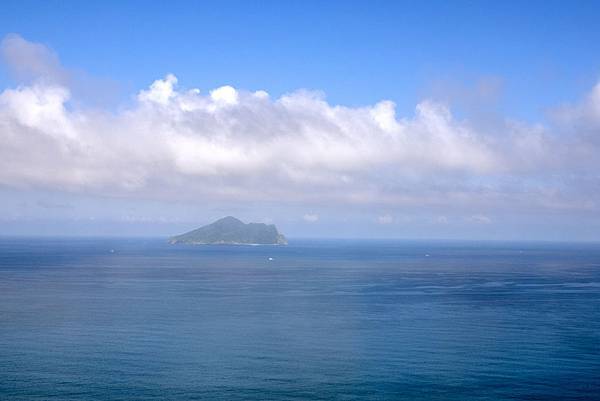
[553,82,600,129]
[138,73,178,105]
[377,214,393,224]
[210,85,239,106]
[1,35,600,215]
[468,215,492,224]
[0,33,68,84]
[0,70,500,199]
[303,214,319,223]
[435,216,449,224]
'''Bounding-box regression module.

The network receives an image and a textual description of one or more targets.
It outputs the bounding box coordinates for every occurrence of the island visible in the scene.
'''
[169,216,288,245]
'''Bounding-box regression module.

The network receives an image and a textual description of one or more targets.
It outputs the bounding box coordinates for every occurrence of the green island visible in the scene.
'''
[169,216,287,245]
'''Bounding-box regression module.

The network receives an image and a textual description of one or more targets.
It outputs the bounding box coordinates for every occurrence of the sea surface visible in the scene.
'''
[1,238,599,400]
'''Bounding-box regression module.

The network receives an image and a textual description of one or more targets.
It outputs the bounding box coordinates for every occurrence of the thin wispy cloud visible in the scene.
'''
[1,33,68,84]
[377,215,393,225]
[303,214,319,223]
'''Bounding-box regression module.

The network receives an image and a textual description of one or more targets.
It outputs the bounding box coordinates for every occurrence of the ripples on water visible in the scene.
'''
[1,238,599,400]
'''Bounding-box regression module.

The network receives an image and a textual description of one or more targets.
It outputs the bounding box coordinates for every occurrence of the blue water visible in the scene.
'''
[1,238,599,400]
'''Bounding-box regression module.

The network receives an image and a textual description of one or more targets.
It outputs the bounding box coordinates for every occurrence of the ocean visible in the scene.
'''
[0,238,599,400]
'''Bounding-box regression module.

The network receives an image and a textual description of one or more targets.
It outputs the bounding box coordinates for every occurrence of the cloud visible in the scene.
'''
[303,214,319,223]
[552,82,600,137]
[1,35,600,216]
[1,33,68,84]
[435,216,449,224]
[468,215,492,224]
[377,215,393,224]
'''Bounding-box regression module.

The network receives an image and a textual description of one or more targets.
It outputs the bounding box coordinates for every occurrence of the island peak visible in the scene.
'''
[169,217,287,245]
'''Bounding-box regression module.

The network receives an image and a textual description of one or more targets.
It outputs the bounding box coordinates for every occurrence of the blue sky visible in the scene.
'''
[2,0,599,118]
[1,1,600,239]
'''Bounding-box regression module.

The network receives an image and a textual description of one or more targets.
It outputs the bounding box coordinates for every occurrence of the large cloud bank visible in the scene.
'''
[1,34,599,211]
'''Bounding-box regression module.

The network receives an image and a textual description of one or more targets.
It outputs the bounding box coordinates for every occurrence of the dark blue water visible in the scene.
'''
[1,238,599,400]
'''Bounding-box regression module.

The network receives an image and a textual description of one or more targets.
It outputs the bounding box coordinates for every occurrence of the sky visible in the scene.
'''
[1,0,600,240]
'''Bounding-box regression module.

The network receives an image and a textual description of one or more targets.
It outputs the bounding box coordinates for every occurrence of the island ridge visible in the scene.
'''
[169,216,287,245]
